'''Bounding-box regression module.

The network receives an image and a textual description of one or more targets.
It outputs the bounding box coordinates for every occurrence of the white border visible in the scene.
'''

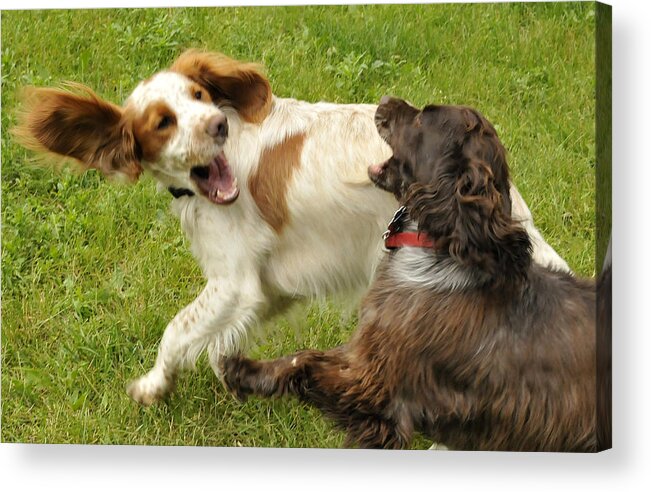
[2,0,649,490]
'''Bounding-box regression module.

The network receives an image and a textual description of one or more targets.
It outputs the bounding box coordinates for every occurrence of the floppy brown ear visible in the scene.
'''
[13,83,142,181]
[408,159,531,277]
[170,49,272,124]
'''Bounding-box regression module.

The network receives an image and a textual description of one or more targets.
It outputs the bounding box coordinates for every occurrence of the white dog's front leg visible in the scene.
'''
[127,277,265,406]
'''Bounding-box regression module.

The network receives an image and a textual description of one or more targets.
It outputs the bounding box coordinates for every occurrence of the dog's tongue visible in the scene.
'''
[190,153,239,205]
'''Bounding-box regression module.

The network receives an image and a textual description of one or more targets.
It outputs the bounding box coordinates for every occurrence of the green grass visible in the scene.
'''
[1,3,597,447]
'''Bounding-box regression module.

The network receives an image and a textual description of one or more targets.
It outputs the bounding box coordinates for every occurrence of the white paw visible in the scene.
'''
[126,370,174,406]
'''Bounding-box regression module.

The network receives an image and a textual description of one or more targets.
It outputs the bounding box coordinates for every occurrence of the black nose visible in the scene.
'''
[206,114,229,144]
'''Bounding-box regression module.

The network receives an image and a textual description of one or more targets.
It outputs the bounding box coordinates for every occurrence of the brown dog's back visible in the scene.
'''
[348,261,596,451]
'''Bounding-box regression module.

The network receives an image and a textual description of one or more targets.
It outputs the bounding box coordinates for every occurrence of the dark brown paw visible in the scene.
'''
[221,355,258,402]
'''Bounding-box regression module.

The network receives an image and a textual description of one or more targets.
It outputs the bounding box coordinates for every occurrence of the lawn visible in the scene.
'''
[1,3,597,447]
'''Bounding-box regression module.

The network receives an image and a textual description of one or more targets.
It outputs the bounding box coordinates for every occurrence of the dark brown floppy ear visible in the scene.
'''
[170,49,272,124]
[12,83,142,181]
[408,159,531,278]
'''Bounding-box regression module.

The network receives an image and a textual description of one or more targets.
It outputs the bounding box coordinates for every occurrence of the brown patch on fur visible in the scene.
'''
[12,83,142,181]
[132,101,177,162]
[170,49,272,124]
[248,133,305,233]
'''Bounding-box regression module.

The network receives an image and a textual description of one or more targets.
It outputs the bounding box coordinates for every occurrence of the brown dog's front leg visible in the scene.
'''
[222,348,410,449]
[221,350,323,401]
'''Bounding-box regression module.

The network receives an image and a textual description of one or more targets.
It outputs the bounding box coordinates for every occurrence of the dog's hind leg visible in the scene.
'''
[126,275,266,406]
[509,184,571,272]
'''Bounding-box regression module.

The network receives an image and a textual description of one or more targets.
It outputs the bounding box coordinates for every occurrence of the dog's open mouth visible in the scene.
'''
[190,152,239,205]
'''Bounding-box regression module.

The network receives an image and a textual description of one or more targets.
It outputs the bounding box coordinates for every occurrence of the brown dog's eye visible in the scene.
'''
[194,90,203,100]
[157,115,172,130]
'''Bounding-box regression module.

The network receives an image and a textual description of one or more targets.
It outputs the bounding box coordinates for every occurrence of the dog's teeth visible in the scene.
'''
[217,190,224,199]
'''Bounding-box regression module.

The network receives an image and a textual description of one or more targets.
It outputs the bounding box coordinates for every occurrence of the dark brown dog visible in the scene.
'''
[222,97,598,451]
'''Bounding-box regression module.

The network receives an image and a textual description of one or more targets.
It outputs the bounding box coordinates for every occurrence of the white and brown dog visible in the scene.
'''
[14,50,569,405]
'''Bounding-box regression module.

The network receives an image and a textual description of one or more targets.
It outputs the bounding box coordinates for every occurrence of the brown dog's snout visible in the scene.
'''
[206,114,229,144]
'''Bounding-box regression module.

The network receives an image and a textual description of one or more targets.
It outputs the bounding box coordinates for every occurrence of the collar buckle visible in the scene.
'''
[382,206,408,242]
[382,206,438,251]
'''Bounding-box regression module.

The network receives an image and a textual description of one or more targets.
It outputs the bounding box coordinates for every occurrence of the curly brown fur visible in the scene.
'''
[223,97,598,451]
[374,97,530,282]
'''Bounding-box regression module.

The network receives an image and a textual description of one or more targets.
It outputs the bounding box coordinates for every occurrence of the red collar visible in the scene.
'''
[382,206,441,250]
[384,231,437,250]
